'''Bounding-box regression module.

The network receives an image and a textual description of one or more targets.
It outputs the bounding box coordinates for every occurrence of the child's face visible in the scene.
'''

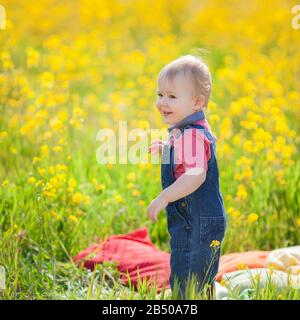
[156,72,203,125]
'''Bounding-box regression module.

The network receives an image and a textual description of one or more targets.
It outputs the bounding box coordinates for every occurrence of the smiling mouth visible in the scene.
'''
[162,111,173,116]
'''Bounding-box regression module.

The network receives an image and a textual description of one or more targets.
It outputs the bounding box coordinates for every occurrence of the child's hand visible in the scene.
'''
[146,193,169,223]
[148,139,164,155]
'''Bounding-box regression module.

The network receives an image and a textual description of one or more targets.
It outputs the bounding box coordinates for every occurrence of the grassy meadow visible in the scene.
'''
[0,0,300,299]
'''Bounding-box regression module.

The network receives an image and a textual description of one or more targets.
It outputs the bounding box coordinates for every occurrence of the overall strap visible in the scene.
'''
[184,123,216,143]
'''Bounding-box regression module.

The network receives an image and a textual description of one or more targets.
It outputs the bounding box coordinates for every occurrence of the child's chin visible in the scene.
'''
[162,117,174,125]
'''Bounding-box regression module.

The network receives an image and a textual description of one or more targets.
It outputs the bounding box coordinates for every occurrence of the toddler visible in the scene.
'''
[146,55,227,300]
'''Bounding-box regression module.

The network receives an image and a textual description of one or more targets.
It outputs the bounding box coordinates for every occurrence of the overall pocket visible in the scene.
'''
[166,204,191,251]
[199,215,226,247]
[173,197,192,231]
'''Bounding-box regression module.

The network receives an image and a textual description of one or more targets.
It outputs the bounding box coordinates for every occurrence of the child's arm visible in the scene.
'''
[147,168,206,222]
[160,167,206,203]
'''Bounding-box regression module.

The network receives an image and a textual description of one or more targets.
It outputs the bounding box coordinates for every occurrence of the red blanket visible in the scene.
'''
[73,227,269,293]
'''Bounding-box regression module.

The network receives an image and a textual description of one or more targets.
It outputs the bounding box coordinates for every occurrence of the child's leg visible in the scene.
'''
[167,205,225,300]
[166,203,193,300]
[187,240,222,300]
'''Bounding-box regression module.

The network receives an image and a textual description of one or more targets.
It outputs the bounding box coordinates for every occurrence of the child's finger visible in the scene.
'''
[151,139,163,144]
[148,145,159,153]
[150,140,164,147]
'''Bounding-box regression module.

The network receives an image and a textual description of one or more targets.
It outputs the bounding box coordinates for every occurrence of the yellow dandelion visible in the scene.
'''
[2,180,9,186]
[253,274,261,282]
[56,164,68,172]
[210,240,221,247]
[41,145,49,157]
[52,146,62,153]
[37,167,46,177]
[26,47,40,68]
[68,178,77,189]
[0,131,8,140]
[127,172,136,181]
[126,182,135,189]
[84,195,90,206]
[237,263,249,270]
[138,200,145,206]
[68,215,78,223]
[40,71,54,89]
[96,183,106,192]
[72,192,83,205]
[114,194,124,204]
[27,176,36,184]
[236,184,248,201]
[219,279,228,287]
[32,157,41,164]
[132,189,140,197]
[247,213,259,225]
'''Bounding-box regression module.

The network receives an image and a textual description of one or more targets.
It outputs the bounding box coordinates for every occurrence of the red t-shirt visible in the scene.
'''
[168,119,215,180]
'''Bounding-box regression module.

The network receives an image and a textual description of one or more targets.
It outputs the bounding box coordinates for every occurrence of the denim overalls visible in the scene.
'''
[161,111,227,300]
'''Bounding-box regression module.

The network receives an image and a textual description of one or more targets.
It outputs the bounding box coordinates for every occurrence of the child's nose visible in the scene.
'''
[160,97,168,107]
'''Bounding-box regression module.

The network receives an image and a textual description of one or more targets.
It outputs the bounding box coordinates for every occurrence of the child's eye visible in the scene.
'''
[157,93,176,99]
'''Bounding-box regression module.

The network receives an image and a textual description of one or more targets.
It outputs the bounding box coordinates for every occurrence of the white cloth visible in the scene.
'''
[221,268,300,293]
[265,245,300,274]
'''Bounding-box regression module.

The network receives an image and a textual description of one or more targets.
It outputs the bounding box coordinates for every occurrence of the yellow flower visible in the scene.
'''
[35,180,43,187]
[106,163,113,169]
[253,273,262,282]
[0,131,8,140]
[52,146,62,153]
[76,209,84,217]
[26,47,40,68]
[72,192,83,204]
[68,215,78,223]
[268,263,275,275]
[43,187,56,199]
[51,211,62,221]
[138,200,145,206]
[234,173,241,181]
[37,167,46,177]
[56,164,68,172]
[114,194,124,204]
[296,218,300,227]
[49,166,56,175]
[92,178,106,192]
[40,71,54,89]
[225,194,233,202]
[219,279,228,287]
[50,119,63,132]
[210,240,221,247]
[68,178,77,189]
[237,263,249,270]
[132,190,140,197]
[127,172,136,181]
[27,176,36,184]
[96,183,106,192]
[2,180,9,186]
[41,145,49,157]
[126,182,135,189]
[84,195,90,206]
[247,213,259,225]
[32,157,41,164]
[236,184,248,201]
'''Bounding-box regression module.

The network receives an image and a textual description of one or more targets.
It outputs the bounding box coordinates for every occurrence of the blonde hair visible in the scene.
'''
[157,54,212,110]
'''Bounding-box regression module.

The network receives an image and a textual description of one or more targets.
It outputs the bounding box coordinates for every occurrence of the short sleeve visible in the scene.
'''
[173,128,211,172]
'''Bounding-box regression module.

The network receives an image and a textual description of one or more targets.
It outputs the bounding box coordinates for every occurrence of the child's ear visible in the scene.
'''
[193,95,205,111]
